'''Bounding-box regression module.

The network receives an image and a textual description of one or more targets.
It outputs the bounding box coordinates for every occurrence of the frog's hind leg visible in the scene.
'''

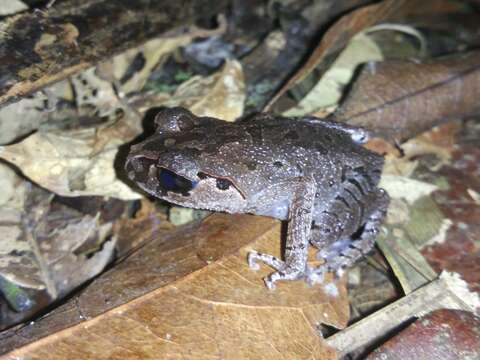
[309,188,389,284]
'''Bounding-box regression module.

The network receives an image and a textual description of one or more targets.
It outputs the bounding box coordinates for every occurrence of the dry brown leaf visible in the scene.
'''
[2,214,349,359]
[337,52,480,142]
[0,116,141,200]
[112,35,194,94]
[71,67,124,119]
[135,60,245,121]
[0,0,27,16]
[265,0,461,111]
[0,163,117,329]
[108,15,227,94]
[0,92,54,145]
[374,120,480,295]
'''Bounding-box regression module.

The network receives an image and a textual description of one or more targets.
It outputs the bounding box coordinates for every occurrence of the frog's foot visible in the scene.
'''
[247,251,305,290]
[248,251,284,271]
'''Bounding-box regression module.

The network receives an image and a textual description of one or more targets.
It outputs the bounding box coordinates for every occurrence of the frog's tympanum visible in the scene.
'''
[126,107,389,290]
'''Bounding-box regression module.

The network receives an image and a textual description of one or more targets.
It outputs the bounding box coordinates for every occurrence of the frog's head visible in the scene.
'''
[125,107,248,213]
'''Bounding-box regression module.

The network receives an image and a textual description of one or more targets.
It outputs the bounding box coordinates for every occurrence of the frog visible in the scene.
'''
[125,107,389,290]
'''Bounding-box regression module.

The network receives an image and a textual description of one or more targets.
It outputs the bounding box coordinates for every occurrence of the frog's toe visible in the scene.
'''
[306,265,326,285]
[263,276,276,291]
[247,251,261,270]
[247,250,284,271]
[265,267,305,290]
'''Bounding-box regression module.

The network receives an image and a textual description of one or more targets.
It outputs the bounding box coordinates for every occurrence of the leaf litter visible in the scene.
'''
[0,1,479,359]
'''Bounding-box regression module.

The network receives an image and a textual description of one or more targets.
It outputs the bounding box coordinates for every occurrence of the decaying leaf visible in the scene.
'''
[327,271,480,357]
[372,120,480,293]
[0,116,141,200]
[134,60,245,121]
[266,0,454,111]
[0,163,116,329]
[70,67,124,120]
[0,0,27,16]
[111,35,195,94]
[337,51,480,142]
[0,92,53,145]
[283,31,384,117]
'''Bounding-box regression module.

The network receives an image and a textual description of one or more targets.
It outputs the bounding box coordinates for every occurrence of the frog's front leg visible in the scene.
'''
[248,177,316,290]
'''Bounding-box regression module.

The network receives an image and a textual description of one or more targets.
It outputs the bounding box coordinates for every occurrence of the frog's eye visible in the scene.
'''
[158,168,198,195]
[154,107,195,133]
[216,178,232,190]
[197,172,245,197]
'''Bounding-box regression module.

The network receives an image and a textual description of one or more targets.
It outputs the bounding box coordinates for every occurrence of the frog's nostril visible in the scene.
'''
[126,155,156,182]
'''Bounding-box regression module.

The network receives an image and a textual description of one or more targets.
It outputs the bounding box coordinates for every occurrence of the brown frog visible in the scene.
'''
[125,107,389,290]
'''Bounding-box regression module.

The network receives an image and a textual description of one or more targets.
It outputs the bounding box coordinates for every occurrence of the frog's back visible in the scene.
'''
[239,115,383,185]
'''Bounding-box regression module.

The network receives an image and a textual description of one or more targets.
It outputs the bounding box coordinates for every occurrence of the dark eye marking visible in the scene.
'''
[273,161,283,168]
[216,178,232,190]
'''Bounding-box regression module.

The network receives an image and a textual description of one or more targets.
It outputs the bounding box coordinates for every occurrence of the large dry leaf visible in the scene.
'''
[265,0,463,111]
[337,52,480,142]
[0,117,141,200]
[2,214,349,359]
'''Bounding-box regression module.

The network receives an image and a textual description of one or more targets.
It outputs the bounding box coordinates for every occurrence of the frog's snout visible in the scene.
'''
[126,153,198,197]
